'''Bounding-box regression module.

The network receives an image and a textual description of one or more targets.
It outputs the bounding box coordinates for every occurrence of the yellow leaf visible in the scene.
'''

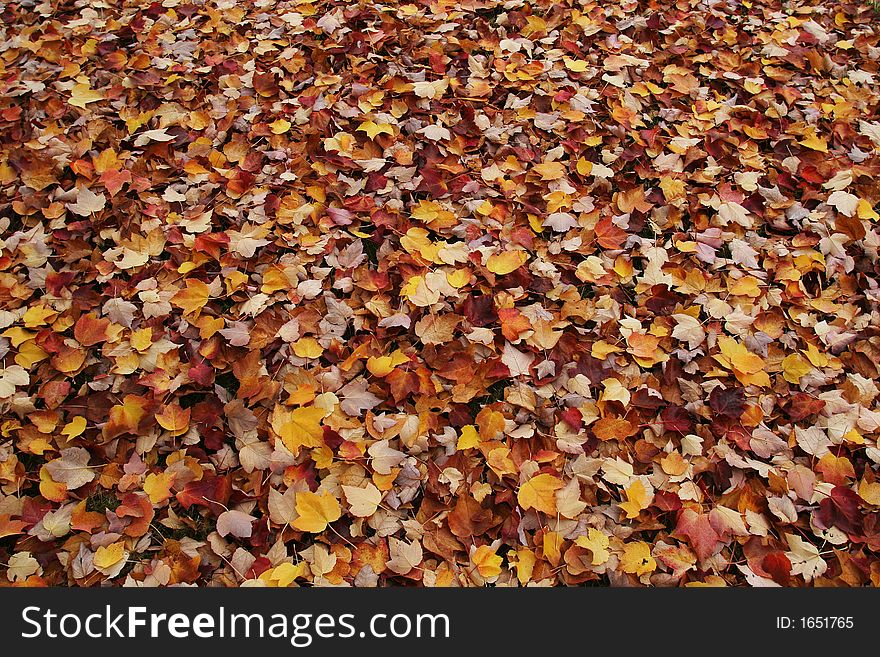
[23,304,57,328]
[271,405,325,455]
[600,377,631,406]
[523,15,547,35]
[613,255,633,278]
[5,327,37,347]
[356,120,394,140]
[290,491,341,533]
[575,528,610,565]
[592,341,623,360]
[92,148,120,174]
[576,157,593,175]
[513,548,536,584]
[737,369,771,387]
[293,337,324,359]
[266,562,306,586]
[659,176,686,201]
[196,316,224,339]
[717,335,764,375]
[543,531,563,565]
[799,129,828,152]
[802,342,829,368]
[367,355,395,377]
[269,119,291,134]
[619,479,652,519]
[61,416,86,439]
[620,541,656,576]
[103,395,148,440]
[288,384,316,406]
[130,328,153,352]
[69,83,104,108]
[15,340,48,369]
[728,275,761,297]
[367,350,408,377]
[456,424,480,450]
[446,268,471,288]
[94,542,126,569]
[564,58,590,72]
[532,161,566,180]
[858,478,880,506]
[660,452,688,476]
[486,250,528,275]
[171,280,211,317]
[472,545,503,578]
[782,353,812,384]
[155,403,191,437]
[518,473,563,515]
[856,199,878,221]
[143,471,174,504]
[39,465,66,502]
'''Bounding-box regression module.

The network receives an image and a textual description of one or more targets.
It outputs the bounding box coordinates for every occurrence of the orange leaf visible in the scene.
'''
[155,403,191,436]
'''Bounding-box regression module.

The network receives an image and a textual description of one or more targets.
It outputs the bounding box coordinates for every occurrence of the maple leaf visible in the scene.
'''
[673,509,723,562]
[620,542,656,577]
[784,534,827,582]
[6,552,40,582]
[271,405,325,455]
[575,529,610,565]
[44,447,95,490]
[387,538,423,575]
[268,487,298,526]
[290,491,342,533]
[217,510,255,538]
[472,545,503,579]
[0,365,29,398]
[171,280,211,317]
[518,473,563,515]
[93,542,127,574]
[501,342,534,378]
[619,480,652,519]
[66,186,106,216]
[155,403,191,437]
[342,484,382,518]
[103,395,150,440]
[68,83,103,108]
[708,386,745,419]
[486,250,528,275]
[143,471,174,504]
[337,380,382,416]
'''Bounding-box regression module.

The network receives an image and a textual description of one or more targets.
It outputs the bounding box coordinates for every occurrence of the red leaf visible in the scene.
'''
[708,386,745,419]
[673,508,723,562]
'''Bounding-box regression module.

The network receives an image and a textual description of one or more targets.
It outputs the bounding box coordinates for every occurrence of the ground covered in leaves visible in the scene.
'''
[1,0,880,587]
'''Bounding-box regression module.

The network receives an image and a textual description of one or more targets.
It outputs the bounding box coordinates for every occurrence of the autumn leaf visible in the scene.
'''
[456,425,480,450]
[620,541,656,577]
[291,491,342,533]
[143,472,174,505]
[68,83,104,108]
[472,545,503,579]
[619,480,652,520]
[342,484,382,517]
[486,250,528,275]
[518,473,564,515]
[171,280,211,317]
[575,529,610,565]
[155,403,191,437]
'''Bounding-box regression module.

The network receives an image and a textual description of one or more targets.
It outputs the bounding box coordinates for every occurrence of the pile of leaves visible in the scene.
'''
[1,0,880,587]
